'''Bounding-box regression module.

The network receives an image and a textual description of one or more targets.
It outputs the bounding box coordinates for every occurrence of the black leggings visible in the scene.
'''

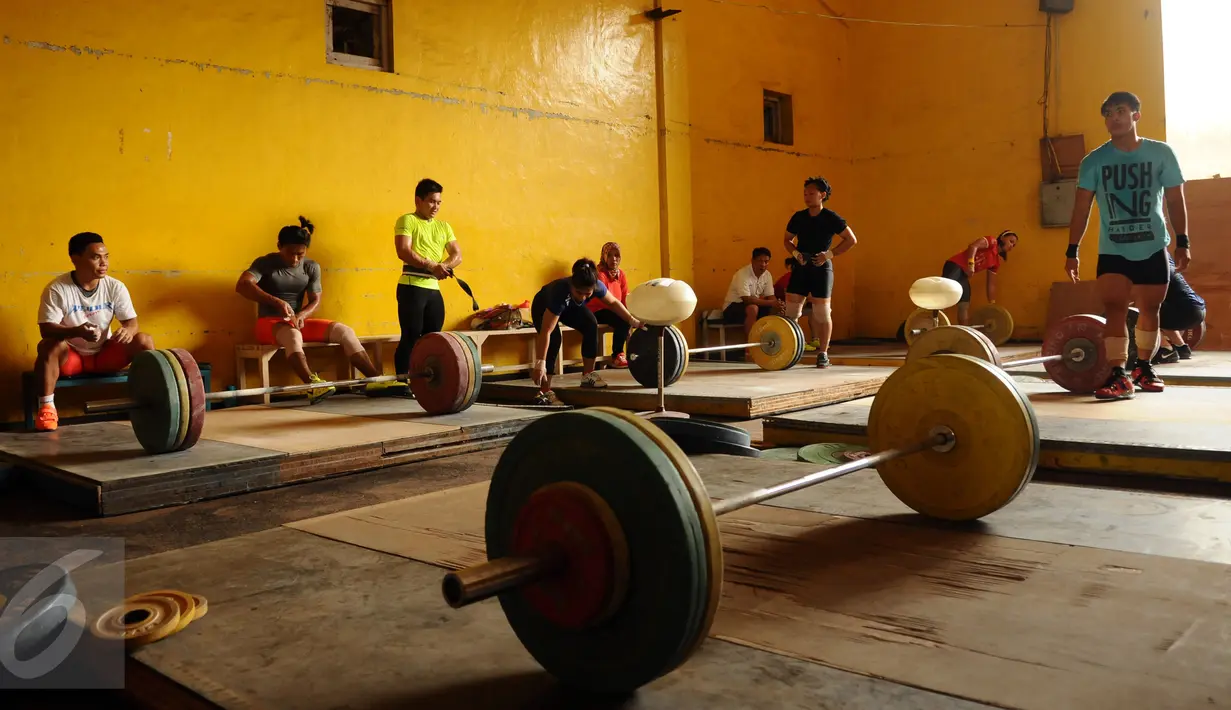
[394,284,445,375]
[594,309,630,355]
[532,293,600,373]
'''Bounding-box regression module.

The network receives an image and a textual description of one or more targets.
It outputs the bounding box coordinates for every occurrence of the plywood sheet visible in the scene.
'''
[479,361,895,418]
[287,482,1231,710]
[0,421,280,485]
[190,404,458,454]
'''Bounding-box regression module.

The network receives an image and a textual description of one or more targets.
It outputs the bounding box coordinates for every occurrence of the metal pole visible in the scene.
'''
[710,428,953,516]
[999,354,1064,369]
[686,342,759,356]
[657,327,666,413]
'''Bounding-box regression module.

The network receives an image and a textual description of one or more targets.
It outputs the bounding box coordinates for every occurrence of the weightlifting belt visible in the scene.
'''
[402,265,480,311]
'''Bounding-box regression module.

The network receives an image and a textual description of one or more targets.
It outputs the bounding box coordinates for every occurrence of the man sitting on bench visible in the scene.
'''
[721,247,779,349]
[34,232,155,432]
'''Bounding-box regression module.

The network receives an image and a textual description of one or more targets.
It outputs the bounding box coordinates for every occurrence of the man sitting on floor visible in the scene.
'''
[721,247,779,346]
[34,232,155,432]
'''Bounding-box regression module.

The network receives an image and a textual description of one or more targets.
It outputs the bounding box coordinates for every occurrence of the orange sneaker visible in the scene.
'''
[35,404,58,432]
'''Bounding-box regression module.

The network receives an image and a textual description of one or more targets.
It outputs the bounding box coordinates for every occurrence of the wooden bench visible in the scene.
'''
[234,326,612,404]
[21,363,214,430]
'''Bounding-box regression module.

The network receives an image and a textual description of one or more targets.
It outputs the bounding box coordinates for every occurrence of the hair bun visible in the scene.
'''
[298,216,315,235]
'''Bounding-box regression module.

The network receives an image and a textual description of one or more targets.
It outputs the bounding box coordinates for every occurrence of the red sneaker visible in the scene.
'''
[1131,362,1164,393]
[1094,368,1135,400]
[611,353,628,368]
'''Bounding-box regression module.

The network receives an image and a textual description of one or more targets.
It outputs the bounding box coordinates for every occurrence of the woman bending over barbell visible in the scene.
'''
[530,258,643,405]
[938,230,1019,326]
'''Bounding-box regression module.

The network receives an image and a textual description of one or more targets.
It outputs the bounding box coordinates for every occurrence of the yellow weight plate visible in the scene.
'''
[903,308,950,345]
[597,407,722,666]
[748,315,801,371]
[91,595,181,648]
[190,594,208,621]
[971,304,1014,346]
[905,325,1002,367]
[126,589,197,633]
[158,350,191,450]
[867,353,1038,521]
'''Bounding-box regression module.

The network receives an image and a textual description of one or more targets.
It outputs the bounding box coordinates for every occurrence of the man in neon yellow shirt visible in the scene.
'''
[393,178,463,376]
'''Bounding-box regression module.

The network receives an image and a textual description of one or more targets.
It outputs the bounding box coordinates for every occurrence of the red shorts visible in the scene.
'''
[255,317,332,345]
[62,339,133,377]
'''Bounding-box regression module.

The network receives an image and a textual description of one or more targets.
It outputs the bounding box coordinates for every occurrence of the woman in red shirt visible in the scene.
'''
[939,230,1018,325]
[588,242,631,367]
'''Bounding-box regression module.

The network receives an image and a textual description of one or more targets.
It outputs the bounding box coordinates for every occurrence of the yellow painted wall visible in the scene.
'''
[0,0,666,421]
[677,0,855,339]
[845,0,1166,338]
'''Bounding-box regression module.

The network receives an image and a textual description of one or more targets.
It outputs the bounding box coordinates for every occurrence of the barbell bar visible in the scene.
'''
[436,352,1039,694]
[905,303,1015,346]
[906,313,1131,394]
[80,331,493,456]
[627,315,806,388]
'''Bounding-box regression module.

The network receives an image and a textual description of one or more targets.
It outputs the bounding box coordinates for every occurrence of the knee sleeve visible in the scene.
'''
[1135,326,1160,360]
[275,326,305,356]
[326,322,364,356]
[785,301,805,319]
[1104,336,1129,365]
[811,300,832,324]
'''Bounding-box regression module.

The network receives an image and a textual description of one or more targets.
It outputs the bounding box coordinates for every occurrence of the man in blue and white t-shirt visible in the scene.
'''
[1065,90,1191,400]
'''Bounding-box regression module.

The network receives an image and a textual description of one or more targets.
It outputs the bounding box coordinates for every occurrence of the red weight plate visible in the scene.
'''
[409,332,469,415]
[167,348,206,451]
[1184,321,1206,349]
[509,482,628,630]
[1042,314,1110,393]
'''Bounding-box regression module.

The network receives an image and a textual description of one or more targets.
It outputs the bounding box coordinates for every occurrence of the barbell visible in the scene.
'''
[437,352,1039,694]
[626,315,806,388]
[904,303,1015,346]
[907,312,1144,393]
[83,331,493,456]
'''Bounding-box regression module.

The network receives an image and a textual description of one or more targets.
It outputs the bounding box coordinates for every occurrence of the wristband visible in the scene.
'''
[1176,234,1190,249]
[792,250,802,261]
[1065,244,1079,259]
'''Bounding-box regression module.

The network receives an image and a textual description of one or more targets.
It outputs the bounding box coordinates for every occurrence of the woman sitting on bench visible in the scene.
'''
[235,216,389,404]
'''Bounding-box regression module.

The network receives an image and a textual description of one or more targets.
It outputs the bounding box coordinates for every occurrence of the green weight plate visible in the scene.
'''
[129,350,181,454]
[798,442,871,465]
[486,408,713,693]
[158,350,190,451]
[759,447,803,461]
[628,326,684,389]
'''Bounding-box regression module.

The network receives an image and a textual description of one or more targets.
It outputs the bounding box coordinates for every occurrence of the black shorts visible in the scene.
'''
[940,261,971,303]
[1159,302,1204,331]
[786,262,833,299]
[1096,249,1171,286]
[723,302,772,323]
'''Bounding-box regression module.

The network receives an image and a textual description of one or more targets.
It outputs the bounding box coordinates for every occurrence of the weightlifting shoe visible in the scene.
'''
[815,352,831,369]
[1131,361,1164,393]
[1175,343,1193,360]
[1151,347,1179,365]
[610,353,628,368]
[580,371,608,388]
[35,404,58,432]
[803,338,821,352]
[1093,367,1135,400]
[307,373,337,404]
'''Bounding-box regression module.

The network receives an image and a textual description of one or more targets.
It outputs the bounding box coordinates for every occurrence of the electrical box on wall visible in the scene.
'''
[1040,180,1077,228]
[1040,0,1074,13]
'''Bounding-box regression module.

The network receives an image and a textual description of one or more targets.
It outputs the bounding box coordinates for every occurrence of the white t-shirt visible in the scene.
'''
[37,273,138,354]
[722,264,775,309]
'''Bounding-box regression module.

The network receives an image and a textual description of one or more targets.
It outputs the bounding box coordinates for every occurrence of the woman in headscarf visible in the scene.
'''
[586,241,631,368]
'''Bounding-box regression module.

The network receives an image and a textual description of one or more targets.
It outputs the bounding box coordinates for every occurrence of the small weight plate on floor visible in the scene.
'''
[158,350,191,451]
[749,315,801,371]
[797,442,871,465]
[1184,321,1206,349]
[1042,314,1110,393]
[167,348,206,451]
[906,325,1002,367]
[758,447,802,460]
[125,589,197,634]
[0,563,80,663]
[868,354,1038,521]
[649,418,752,447]
[129,349,182,454]
[190,594,209,621]
[486,408,720,693]
[903,308,950,345]
[91,595,181,648]
[628,326,685,389]
[970,304,1014,346]
[409,332,469,415]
